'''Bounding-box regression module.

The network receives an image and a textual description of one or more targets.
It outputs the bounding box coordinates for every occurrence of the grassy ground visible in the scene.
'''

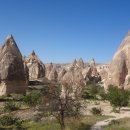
[22,115,109,130]
[105,118,130,130]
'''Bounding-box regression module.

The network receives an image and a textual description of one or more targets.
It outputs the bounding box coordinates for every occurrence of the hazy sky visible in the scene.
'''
[0,0,130,63]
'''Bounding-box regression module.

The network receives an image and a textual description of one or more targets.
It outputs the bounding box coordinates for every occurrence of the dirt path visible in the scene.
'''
[90,108,130,130]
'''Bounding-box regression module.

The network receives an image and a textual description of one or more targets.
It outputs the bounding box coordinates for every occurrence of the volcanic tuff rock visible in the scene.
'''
[0,35,27,95]
[25,51,46,80]
[105,31,130,89]
[45,63,53,78]
[76,58,84,68]
[58,68,67,81]
[97,64,109,81]
[46,63,58,81]
[61,67,85,97]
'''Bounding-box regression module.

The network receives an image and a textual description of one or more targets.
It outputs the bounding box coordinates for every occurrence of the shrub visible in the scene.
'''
[82,82,105,99]
[99,93,107,100]
[22,90,41,107]
[14,121,26,130]
[4,101,19,112]
[91,107,102,115]
[109,119,120,126]
[107,85,130,111]
[0,115,26,129]
[0,115,17,126]
[77,123,91,130]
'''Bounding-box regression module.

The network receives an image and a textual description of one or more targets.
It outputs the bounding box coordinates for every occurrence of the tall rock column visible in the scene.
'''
[0,35,28,95]
[25,51,46,80]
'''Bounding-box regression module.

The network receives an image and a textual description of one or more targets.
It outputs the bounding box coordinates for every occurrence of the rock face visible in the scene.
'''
[105,31,130,89]
[45,63,53,78]
[77,58,84,68]
[61,67,85,97]
[89,58,98,76]
[0,35,27,95]
[25,51,46,80]
[58,68,67,81]
[46,63,58,81]
[97,64,109,81]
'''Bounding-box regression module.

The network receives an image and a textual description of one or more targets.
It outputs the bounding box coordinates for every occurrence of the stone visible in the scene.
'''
[45,63,53,78]
[96,64,109,81]
[58,68,67,81]
[48,68,58,81]
[105,31,130,89]
[0,35,27,95]
[61,67,85,97]
[72,59,77,67]
[25,51,45,80]
[77,58,84,68]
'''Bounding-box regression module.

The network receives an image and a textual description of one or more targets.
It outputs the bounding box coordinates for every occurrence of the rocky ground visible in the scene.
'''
[81,100,130,130]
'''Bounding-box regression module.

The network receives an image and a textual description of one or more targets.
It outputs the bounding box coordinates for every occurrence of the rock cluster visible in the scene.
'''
[0,34,116,96]
[60,58,101,97]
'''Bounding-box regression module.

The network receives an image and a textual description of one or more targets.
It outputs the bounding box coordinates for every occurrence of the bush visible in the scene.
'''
[82,82,105,99]
[14,121,26,130]
[107,85,130,111]
[77,123,91,130]
[4,101,19,112]
[0,115,17,126]
[22,90,41,107]
[0,115,26,130]
[109,119,120,126]
[99,93,107,100]
[91,107,102,115]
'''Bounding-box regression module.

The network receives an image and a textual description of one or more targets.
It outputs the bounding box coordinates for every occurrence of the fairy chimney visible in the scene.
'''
[0,35,27,95]
[25,51,46,80]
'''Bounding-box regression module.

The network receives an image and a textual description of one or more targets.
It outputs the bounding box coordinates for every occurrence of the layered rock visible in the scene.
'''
[82,58,101,83]
[96,64,109,81]
[89,58,98,76]
[0,35,27,95]
[61,67,85,97]
[76,58,84,68]
[48,68,58,81]
[25,51,45,80]
[46,63,58,81]
[45,63,53,78]
[105,31,130,89]
[58,68,67,81]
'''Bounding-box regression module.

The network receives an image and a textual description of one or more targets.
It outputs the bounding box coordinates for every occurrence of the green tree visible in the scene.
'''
[107,85,130,111]
[22,90,41,108]
[82,82,104,99]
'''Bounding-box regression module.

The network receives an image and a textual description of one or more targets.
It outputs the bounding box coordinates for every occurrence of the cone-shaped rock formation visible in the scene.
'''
[0,35,27,95]
[25,51,46,80]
